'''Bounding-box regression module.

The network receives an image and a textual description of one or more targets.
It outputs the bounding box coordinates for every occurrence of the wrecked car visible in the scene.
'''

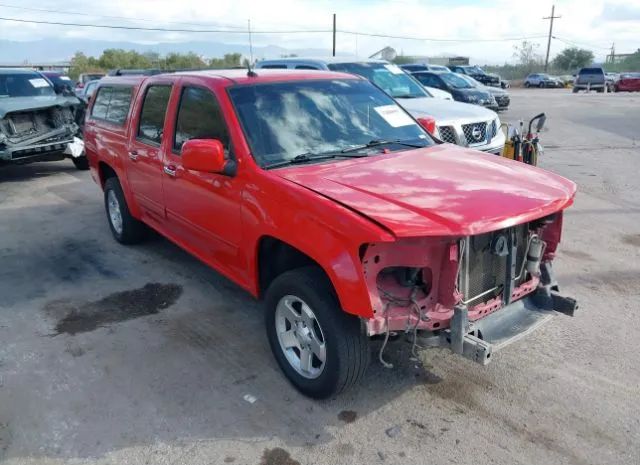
[0,69,87,169]
[85,70,578,399]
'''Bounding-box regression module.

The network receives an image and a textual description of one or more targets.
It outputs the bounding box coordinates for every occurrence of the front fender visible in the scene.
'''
[241,176,395,318]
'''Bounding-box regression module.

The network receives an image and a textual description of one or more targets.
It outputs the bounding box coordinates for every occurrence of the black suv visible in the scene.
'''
[449,65,507,88]
[411,71,498,110]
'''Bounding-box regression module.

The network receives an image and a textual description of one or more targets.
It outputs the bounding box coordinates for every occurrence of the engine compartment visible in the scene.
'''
[0,106,78,162]
[361,213,564,336]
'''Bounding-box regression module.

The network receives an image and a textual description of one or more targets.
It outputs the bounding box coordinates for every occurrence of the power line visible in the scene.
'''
[552,35,612,51]
[339,30,548,42]
[0,14,561,45]
[0,2,246,29]
[0,16,331,34]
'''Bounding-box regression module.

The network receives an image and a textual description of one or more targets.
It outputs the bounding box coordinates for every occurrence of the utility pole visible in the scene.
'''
[543,5,561,72]
[608,42,615,64]
[332,14,336,57]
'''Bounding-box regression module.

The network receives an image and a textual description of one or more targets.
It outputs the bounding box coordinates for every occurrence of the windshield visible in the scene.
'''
[0,72,56,98]
[440,73,473,89]
[327,62,428,99]
[229,79,433,168]
[455,74,481,87]
[469,66,485,74]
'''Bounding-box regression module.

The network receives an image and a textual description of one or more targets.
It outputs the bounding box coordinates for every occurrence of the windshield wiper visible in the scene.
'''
[393,94,421,99]
[264,151,367,169]
[341,139,426,154]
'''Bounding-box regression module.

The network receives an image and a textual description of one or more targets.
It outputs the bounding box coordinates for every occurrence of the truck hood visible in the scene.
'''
[395,96,497,124]
[276,144,576,237]
[0,95,80,119]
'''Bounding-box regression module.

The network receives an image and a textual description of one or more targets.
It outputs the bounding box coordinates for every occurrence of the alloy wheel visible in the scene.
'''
[275,295,327,379]
[107,189,123,235]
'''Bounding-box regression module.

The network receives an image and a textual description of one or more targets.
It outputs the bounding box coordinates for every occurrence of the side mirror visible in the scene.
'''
[182,139,230,174]
[416,116,436,135]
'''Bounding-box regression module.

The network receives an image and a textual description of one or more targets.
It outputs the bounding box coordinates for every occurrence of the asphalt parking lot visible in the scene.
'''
[1,88,639,465]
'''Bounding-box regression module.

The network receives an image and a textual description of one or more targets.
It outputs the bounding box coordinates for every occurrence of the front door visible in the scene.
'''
[161,81,243,280]
[126,82,173,221]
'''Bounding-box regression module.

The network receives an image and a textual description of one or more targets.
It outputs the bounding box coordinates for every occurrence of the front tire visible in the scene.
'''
[524,82,531,88]
[104,177,147,244]
[538,82,545,88]
[265,267,369,399]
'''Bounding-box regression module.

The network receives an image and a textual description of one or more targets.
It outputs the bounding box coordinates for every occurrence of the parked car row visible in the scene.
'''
[83,67,578,398]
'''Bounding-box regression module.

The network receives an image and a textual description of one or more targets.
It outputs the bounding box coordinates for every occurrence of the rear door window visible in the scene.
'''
[173,86,229,153]
[90,86,133,125]
[91,87,111,120]
[295,65,319,70]
[106,87,133,125]
[137,85,172,145]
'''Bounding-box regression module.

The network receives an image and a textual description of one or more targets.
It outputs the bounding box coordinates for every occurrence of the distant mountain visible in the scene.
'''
[0,38,345,64]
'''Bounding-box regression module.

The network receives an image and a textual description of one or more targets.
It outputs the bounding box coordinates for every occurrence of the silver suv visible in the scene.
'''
[256,58,505,154]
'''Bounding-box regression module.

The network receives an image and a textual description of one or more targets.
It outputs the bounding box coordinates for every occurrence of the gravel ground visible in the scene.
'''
[0,88,639,465]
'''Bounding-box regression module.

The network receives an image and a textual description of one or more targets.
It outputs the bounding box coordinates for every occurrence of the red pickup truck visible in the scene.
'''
[85,69,578,398]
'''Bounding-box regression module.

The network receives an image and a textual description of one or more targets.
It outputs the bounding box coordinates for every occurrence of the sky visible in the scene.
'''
[0,0,638,63]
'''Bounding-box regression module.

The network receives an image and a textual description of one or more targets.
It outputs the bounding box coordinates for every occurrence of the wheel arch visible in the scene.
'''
[97,160,142,218]
[255,235,373,318]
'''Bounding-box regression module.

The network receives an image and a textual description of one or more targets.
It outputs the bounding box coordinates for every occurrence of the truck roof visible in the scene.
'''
[98,68,363,87]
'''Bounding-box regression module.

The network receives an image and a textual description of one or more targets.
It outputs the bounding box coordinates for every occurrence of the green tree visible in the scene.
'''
[392,55,413,65]
[68,51,102,80]
[163,52,207,70]
[98,49,152,70]
[553,47,594,71]
[209,53,243,68]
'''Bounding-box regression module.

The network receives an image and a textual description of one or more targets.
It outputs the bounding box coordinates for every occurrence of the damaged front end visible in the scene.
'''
[362,212,578,365]
[0,105,79,165]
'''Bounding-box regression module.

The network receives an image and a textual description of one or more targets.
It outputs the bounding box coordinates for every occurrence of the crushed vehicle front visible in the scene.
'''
[0,69,80,165]
[233,73,579,366]
[278,146,577,365]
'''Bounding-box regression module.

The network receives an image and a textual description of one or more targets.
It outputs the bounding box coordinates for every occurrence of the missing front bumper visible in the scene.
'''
[419,289,578,365]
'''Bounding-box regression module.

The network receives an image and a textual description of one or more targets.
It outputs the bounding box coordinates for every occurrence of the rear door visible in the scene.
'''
[161,78,243,275]
[126,79,174,221]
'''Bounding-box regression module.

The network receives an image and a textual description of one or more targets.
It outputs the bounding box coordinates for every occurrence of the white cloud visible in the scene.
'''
[0,0,638,63]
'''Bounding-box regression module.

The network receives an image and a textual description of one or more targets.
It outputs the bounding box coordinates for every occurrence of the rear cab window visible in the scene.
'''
[90,85,134,126]
[579,68,604,75]
[137,85,172,145]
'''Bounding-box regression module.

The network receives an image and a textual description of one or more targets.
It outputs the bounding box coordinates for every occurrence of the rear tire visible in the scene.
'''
[572,87,579,93]
[265,267,369,399]
[104,177,147,244]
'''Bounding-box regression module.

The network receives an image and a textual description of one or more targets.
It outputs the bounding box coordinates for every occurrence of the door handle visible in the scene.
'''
[163,165,177,177]
[128,150,138,161]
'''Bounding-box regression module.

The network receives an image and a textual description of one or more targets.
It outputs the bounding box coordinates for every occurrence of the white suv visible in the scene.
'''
[256,58,505,154]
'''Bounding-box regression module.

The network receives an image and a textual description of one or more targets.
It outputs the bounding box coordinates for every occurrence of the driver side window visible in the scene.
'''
[173,86,230,154]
